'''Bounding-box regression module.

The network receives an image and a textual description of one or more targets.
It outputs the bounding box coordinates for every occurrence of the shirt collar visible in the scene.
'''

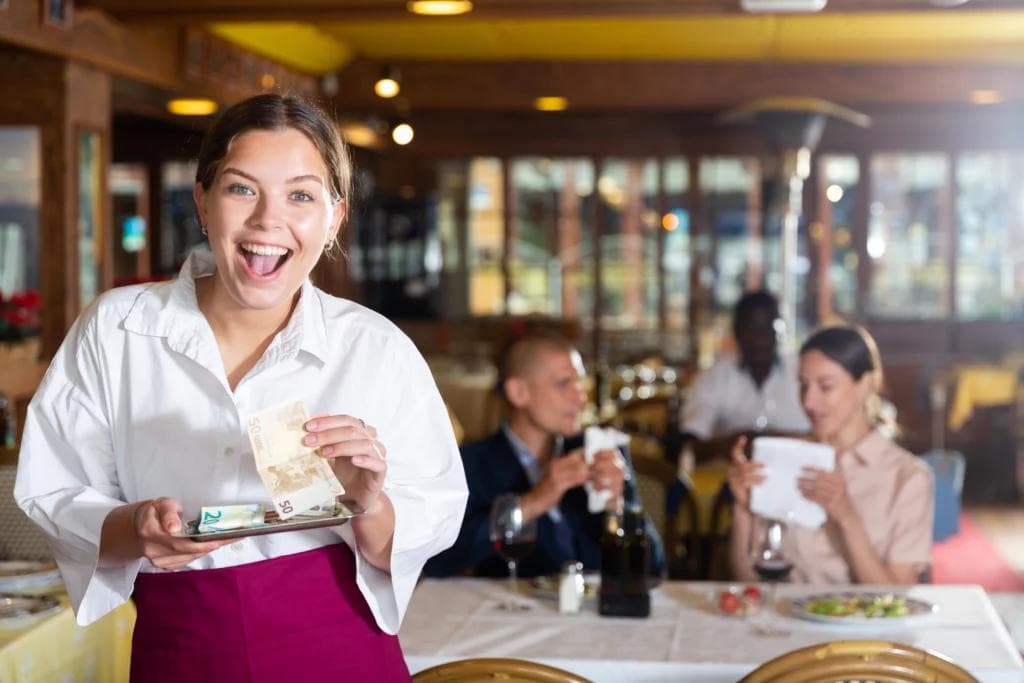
[123,249,330,365]
[840,428,889,467]
[502,422,564,482]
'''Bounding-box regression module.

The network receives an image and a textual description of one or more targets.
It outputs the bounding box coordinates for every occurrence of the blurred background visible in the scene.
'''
[1,0,1022,505]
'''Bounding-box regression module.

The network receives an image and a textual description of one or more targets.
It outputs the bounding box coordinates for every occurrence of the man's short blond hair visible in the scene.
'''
[496,331,576,396]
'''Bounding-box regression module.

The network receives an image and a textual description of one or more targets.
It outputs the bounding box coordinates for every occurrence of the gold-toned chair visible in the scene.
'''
[629,433,703,579]
[412,657,593,683]
[740,640,978,683]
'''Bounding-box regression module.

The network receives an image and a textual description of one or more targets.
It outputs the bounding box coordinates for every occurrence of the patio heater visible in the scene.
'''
[720,97,870,345]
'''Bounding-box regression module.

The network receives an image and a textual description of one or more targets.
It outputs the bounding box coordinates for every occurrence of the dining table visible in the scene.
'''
[400,578,1024,682]
[0,595,135,682]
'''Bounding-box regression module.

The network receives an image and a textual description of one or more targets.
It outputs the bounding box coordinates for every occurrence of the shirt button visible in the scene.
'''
[224,447,235,458]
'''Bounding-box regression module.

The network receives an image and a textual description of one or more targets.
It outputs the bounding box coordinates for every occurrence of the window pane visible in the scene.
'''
[867,153,950,318]
[599,158,659,347]
[700,157,760,310]
[78,130,103,309]
[508,158,593,317]
[160,161,201,275]
[663,157,690,359]
[956,153,1024,319]
[467,158,504,315]
[0,127,41,300]
[818,155,860,318]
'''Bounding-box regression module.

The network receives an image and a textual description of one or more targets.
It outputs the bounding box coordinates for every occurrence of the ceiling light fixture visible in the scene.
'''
[391,121,415,146]
[534,96,569,112]
[970,89,1002,105]
[739,0,826,12]
[407,1,473,16]
[374,67,401,99]
[166,98,218,116]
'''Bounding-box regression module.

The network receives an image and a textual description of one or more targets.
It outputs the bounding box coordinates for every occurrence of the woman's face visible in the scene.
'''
[194,127,343,316]
[799,349,872,443]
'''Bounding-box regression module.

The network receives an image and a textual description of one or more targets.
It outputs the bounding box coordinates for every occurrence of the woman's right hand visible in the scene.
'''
[132,498,231,569]
[726,436,765,510]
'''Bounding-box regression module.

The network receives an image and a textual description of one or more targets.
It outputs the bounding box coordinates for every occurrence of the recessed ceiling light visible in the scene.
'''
[534,96,569,112]
[407,1,473,16]
[166,98,218,116]
[391,122,415,146]
[970,90,1002,105]
[374,67,401,98]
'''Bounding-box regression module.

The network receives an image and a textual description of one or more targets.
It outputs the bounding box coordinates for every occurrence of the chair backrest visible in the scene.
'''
[919,449,966,542]
[412,658,593,683]
[628,434,703,579]
[739,640,978,683]
[0,463,52,560]
[920,449,966,492]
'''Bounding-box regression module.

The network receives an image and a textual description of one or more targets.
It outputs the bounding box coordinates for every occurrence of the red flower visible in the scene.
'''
[10,290,42,311]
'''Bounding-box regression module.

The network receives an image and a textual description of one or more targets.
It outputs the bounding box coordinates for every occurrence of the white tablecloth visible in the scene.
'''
[400,579,1024,683]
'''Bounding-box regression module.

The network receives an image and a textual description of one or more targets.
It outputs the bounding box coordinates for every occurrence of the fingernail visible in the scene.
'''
[321,445,333,455]
[305,420,318,431]
[304,434,317,445]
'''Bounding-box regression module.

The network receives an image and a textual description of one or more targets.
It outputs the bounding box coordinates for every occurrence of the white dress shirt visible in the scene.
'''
[14,251,468,631]
[680,353,811,440]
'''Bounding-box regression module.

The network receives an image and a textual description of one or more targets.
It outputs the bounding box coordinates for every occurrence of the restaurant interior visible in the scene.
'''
[1,0,1023,680]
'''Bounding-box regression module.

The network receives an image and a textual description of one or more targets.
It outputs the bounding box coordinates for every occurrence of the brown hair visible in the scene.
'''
[800,324,894,431]
[195,94,351,250]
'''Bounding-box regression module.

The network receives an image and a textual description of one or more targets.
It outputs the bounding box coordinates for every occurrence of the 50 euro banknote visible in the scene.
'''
[246,400,344,519]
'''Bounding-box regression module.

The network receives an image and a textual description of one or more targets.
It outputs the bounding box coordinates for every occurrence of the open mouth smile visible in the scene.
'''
[237,242,293,278]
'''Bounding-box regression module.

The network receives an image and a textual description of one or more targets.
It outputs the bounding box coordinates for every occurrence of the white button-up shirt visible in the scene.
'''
[15,251,468,631]
[681,353,811,439]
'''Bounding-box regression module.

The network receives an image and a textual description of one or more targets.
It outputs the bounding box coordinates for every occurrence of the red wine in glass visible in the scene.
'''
[754,558,793,583]
[494,538,535,563]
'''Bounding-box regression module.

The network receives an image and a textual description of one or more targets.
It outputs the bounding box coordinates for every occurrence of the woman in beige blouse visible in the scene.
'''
[728,325,933,585]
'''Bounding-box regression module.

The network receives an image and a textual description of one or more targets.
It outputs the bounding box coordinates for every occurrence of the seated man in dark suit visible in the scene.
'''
[424,331,665,578]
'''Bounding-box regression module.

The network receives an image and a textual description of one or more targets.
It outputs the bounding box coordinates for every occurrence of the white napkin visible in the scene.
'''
[749,437,835,529]
[582,426,630,513]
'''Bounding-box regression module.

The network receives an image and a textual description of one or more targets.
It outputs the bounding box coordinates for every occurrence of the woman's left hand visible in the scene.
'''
[798,467,855,524]
[304,414,387,514]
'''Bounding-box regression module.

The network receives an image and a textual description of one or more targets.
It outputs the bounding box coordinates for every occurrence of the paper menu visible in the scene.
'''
[749,437,835,529]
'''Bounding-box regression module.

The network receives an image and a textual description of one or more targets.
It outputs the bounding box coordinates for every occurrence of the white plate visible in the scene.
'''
[787,591,937,627]
[0,594,63,629]
[0,561,63,595]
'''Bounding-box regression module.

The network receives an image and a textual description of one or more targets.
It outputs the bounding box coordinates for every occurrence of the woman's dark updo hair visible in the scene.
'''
[194,94,351,250]
[800,325,890,429]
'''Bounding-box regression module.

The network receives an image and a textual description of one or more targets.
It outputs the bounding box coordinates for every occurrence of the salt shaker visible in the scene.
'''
[558,561,585,614]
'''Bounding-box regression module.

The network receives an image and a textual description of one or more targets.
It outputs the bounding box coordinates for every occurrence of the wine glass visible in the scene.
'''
[750,519,793,635]
[489,493,537,611]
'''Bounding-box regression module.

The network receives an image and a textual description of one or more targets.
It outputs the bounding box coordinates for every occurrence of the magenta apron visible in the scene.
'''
[130,543,410,682]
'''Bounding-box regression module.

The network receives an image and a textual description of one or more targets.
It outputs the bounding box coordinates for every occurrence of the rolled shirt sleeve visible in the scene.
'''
[342,337,468,634]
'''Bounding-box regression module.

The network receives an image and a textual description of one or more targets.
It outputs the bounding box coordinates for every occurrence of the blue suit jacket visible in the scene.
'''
[423,430,666,578]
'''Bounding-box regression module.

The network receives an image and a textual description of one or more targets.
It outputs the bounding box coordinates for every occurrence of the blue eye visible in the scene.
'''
[227,183,254,196]
[290,190,314,202]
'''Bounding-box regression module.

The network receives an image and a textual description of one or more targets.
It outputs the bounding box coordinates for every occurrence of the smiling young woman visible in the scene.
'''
[15,94,468,682]
[727,325,933,587]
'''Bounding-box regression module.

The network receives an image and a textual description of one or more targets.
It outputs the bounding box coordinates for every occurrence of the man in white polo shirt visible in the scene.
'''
[676,290,810,465]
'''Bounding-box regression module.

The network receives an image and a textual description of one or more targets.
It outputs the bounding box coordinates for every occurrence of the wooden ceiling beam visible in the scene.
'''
[330,59,1024,112]
[76,0,1021,23]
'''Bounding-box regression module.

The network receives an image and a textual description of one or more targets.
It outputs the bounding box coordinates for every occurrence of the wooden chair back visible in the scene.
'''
[740,640,978,683]
[412,657,593,683]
